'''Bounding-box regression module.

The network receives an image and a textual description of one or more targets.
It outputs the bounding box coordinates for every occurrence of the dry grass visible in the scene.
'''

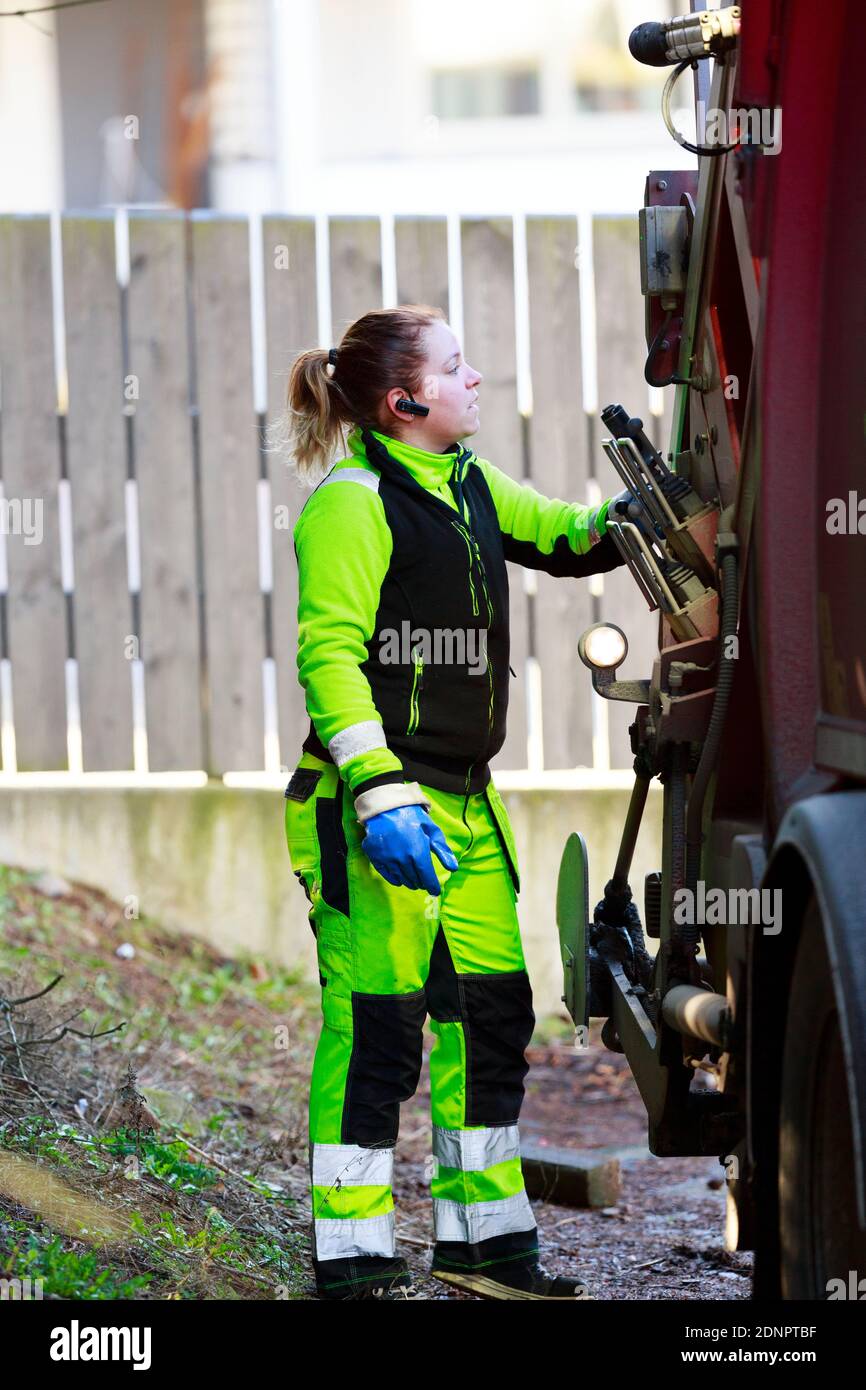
[0,863,319,1300]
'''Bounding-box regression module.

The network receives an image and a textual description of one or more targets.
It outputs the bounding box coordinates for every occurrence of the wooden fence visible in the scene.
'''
[0,211,671,776]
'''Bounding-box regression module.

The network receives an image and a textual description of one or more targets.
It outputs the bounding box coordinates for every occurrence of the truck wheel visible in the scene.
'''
[778,896,866,1298]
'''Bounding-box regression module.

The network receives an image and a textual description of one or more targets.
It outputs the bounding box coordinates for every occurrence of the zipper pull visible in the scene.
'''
[509,664,517,678]
[407,646,424,735]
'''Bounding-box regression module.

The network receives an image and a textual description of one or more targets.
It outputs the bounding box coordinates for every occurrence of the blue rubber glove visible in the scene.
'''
[360,803,459,894]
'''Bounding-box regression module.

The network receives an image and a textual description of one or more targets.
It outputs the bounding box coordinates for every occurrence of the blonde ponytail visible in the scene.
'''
[267,348,348,485]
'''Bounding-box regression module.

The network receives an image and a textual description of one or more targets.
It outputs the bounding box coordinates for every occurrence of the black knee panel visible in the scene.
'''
[343,988,427,1146]
[461,969,535,1126]
[425,926,536,1127]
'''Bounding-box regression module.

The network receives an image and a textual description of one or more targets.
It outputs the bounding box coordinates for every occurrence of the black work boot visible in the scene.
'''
[346,1277,428,1300]
[314,1254,427,1300]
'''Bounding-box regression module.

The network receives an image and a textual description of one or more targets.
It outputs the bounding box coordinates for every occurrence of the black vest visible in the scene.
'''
[302,428,510,795]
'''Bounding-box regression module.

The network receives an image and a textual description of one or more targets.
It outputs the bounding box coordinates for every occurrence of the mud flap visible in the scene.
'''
[556,831,590,1032]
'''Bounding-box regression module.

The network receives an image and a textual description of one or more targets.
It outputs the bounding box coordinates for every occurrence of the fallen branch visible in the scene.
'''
[0,1022,126,1051]
[0,975,65,1008]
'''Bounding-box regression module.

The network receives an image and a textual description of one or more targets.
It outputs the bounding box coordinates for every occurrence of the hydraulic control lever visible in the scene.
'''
[601,403,719,642]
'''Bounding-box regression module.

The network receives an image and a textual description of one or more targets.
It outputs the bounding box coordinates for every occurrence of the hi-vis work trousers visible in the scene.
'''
[284,751,539,1298]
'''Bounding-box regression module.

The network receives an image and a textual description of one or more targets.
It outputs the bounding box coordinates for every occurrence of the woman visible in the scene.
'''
[281,304,626,1301]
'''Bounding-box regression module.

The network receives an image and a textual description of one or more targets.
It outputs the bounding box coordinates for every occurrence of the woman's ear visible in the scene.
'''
[383,386,407,425]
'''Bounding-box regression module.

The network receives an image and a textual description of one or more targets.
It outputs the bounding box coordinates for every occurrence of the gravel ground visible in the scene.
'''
[390,1022,753,1301]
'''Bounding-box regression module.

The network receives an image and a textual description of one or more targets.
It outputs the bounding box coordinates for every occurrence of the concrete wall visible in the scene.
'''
[0,777,662,1020]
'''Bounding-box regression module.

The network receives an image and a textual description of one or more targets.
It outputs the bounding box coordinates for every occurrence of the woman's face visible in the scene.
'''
[384,319,483,449]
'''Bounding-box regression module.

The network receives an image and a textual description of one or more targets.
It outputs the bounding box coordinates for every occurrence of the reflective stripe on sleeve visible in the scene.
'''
[328,719,389,767]
[319,467,381,494]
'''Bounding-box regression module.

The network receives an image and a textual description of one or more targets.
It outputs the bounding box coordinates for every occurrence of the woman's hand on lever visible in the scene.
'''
[361,804,459,894]
[610,487,657,540]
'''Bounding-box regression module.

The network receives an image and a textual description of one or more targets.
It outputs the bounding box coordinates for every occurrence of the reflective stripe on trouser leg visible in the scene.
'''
[311,1141,396,1260]
[295,754,438,1290]
[431,1122,537,1244]
[424,784,540,1272]
[290,755,538,1283]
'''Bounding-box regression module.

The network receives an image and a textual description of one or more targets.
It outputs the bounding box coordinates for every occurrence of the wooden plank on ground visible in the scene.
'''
[521,1139,623,1208]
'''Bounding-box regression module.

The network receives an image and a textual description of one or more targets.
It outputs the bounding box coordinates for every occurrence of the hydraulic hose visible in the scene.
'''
[683,551,739,940]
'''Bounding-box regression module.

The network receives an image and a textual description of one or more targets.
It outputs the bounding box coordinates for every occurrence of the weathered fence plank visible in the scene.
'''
[189,214,264,773]
[329,217,383,339]
[1,210,666,778]
[62,213,133,770]
[0,215,67,770]
[395,216,449,316]
[127,212,204,771]
[593,215,660,768]
[261,215,319,770]
[461,216,528,772]
[526,215,595,769]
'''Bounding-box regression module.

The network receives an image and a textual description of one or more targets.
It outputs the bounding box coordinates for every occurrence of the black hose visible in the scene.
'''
[684,552,739,923]
[670,742,687,901]
[644,308,691,389]
[661,58,737,158]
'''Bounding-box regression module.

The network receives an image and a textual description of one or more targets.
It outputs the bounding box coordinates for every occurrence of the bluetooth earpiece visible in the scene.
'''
[395,390,430,418]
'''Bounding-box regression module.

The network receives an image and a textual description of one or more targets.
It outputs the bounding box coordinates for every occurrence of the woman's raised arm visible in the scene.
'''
[473,457,627,578]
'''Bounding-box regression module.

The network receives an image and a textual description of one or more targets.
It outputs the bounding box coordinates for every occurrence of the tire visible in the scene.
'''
[778,896,866,1298]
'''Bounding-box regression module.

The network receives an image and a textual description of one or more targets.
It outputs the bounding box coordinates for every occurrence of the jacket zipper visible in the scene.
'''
[449,461,496,738]
[471,537,496,733]
[406,646,424,735]
[450,520,479,616]
[360,435,497,797]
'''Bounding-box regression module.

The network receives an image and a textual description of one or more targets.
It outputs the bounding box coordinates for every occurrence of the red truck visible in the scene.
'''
[558,1,866,1300]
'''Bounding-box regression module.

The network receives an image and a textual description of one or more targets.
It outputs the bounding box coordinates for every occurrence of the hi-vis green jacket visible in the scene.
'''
[293,424,624,821]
